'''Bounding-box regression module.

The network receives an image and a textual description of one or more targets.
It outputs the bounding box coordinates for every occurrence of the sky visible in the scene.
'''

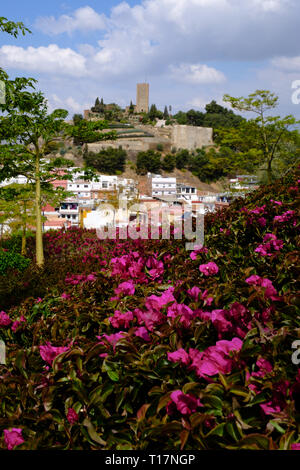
[1,0,300,119]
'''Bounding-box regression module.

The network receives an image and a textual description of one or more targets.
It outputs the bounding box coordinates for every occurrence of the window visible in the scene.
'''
[84,185,88,188]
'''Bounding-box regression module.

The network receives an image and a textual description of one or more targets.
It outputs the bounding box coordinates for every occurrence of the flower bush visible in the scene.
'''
[0,170,299,450]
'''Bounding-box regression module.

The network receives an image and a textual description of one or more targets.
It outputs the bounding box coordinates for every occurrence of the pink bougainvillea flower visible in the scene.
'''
[167,390,203,416]
[61,292,71,300]
[167,302,195,328]
[187,286,201,301]
[67,408,79,425]
[35,297,43,303]
[86,273,97,282]
[246,275,280,300]
[189,338,243,378]
[252,358,273,378]
[270,199,283,205]
[255,233,284,257]
[291,444,300,450]
[98,332,127,350]
[273,210,295,224]
[109,310,134,329]
[167,348,190,366]
[146,256,164,279]
[260,402,281,415]
[134,326,151,342]
[39,342,70,366]
[114,280,135,297]
[11,315,26,333]
[0,311,11,327]
[199,262,219,276]
[4,428,25,450]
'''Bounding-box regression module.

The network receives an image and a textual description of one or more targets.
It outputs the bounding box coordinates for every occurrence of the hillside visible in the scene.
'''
[0,169,299,450]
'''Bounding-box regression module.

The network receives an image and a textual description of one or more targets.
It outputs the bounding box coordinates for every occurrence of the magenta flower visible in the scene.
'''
[11,315,26,333]
[199,262,219,276]
[114,280,135,297]
[189,338,243,378]
[0,311,11,327]
[134,327,151,342]
[67,408,79,425]
[109,310,134,329]
[246,275,279,300]
[187,286,201,301]
[291,444,300,450]
[61,292,71,300]
[167,390,203,416]
[260,402,281,415]
[98,332,127,350]
[4,428,25,450]
[167,348,190,366]
[39,342,70,366]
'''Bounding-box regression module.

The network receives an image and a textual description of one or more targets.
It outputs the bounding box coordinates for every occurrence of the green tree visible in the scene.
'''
[136,150,161,175]
[69,119,116,145]
[163,105,169,120]
[161,153,176,172]
[0,89,77,267]
[72,113,83,125]
[223,90,300,181]
[175,149,191,170]
[84,147,126,174]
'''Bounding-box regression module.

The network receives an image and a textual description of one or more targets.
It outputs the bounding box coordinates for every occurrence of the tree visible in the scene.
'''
[0,89,77,267]
[163,106,169,120]
[161,153,176,172]
[223,90,300,181]
[136,150,161,175]
[69,119,116,145]
[84,147,126,174]
[0,184,35,254]
[175,149,191,170]
[72,113,83,125]
[0,16,30,37]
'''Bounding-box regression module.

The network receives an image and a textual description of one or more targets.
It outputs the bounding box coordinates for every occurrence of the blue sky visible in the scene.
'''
[1,0,300,119]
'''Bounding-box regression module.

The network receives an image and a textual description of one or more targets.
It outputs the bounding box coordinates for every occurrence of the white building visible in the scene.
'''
[151,175,177,198]
[0,175,28,187]
[59,199,79,226]
[177,183,198,202]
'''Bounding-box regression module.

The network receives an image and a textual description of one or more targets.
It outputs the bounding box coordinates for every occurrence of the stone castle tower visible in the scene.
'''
[136,83,149,113]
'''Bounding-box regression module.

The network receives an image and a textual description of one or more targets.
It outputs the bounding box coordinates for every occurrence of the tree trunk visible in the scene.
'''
[35,155,44,267]
[267,158,273,184]
[21,201,27,256]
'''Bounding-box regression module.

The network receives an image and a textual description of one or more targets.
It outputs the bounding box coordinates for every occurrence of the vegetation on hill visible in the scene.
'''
[0,169,299,450]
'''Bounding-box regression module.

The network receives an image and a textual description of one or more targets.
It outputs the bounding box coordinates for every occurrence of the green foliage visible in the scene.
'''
[0,16,31,37]
[84,147,126,174]
[173,101,244,129]
[0,249,30,274]
[136,150,162,174]
[69,119,116,145]
[161,154,176,172]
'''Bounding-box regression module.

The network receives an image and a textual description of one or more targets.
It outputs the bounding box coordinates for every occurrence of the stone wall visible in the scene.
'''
[171,125,213,150]
[87,124,213,156]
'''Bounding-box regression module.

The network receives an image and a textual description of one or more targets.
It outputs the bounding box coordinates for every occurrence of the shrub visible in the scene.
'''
[0,170,299,450]
[0,250,30,275]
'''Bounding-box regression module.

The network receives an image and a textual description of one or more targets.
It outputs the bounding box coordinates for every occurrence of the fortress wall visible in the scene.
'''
[171,125,213,150]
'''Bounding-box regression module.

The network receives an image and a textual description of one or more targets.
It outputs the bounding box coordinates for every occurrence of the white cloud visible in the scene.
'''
[48,94,90,114]
[35,6,106,35]
[170,63,226,84]
[0,45,87,77]
[271,56,300,71]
